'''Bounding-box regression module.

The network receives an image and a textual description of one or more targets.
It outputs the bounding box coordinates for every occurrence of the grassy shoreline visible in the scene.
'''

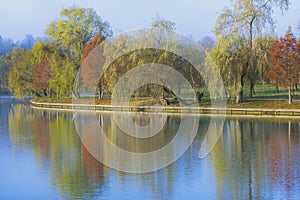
[30,83,300,110]
[32,96,300,110]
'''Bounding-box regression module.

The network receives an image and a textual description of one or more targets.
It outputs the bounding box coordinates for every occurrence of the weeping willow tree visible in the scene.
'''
[210,36,248,101]
[102,16,205,105]
[213,0,290,103]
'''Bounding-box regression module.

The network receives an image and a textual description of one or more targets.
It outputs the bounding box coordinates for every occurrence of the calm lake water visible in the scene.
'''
[1,99,300,200]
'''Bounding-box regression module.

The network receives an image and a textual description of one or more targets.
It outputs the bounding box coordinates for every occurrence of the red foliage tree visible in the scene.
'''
[33,57,52,96]
[81,34,107,98]
[266,27,300,104]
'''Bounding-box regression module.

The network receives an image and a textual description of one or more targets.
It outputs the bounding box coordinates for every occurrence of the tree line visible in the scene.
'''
[3,8,112,98]
[211,0,299,104]
[0,34,46,89]
[1,0,299,104]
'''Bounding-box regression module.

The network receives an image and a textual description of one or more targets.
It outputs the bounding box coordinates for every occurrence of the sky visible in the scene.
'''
[0,0,299,41]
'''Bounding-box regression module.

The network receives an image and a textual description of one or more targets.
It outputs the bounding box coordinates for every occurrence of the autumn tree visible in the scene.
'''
[81,34,106,98]
[31,41,54,96]
[32,57,52,96]
[213,0,290,103]
[266,27,300,104]
[45,7,112,98]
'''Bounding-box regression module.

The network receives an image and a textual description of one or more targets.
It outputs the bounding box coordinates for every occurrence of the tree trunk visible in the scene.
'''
[248,19,254,99]
[98,84,104,99]
[288,86,292,105]
[57,87,59,100]
[236,88,243,104]
[249,81,255,98]
[293,86,295,96]
[72,88,80,98]
[236,73,245,104]
[275,85,279,93]
[43,89,47,96]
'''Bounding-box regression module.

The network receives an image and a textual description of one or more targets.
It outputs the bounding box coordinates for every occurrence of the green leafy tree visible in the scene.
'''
[251,36,273,92]
[151,15,176,31]
[49,52,77,99]
[46,7,112,61]
[210,36,248,101]
[103,17,187,104]
[103,16,206,104]
[45,7,112,98]
[214,0,290,103]
[0,53,13,89]
[8,47,35,98]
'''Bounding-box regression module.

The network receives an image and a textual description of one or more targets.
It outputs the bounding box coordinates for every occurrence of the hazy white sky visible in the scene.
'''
[0,0,299,41]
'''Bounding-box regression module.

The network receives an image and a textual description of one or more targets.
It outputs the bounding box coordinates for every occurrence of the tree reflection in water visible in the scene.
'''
[7,104,300,200]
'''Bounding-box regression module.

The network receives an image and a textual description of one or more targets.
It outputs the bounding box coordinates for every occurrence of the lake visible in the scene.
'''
[1,99,300,200]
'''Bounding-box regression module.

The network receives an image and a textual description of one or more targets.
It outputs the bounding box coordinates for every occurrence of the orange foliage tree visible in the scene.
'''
[81,34,107,99]
[266,27,300,104]
[33,57,52,96]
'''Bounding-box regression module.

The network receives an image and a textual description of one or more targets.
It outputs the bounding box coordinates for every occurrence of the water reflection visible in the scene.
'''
[4,103,300,199]
[211,119,300,200]
[75,112,200,173]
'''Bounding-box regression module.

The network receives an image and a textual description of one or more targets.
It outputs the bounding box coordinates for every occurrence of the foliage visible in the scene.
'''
[101,16,206,103]
[49,51,77,99]
[266,27,300,104]
[81,34,107,98]
[3,8,112,99]
[210,36,248,100]
[32,57,52,95]
[213,0,290,103]
[45,7,112,60]
[251,36,273,82]
[0,53,13,88]
[151,15,176,31]
[31,41,54,95]
[8,47,35,98]
[43,7,112,99]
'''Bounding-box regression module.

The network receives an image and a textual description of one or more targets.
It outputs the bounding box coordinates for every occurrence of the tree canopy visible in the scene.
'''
[5,7,112,99]
[266,27,300,104]
[46,7,112,60]
[213,0,290,103]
